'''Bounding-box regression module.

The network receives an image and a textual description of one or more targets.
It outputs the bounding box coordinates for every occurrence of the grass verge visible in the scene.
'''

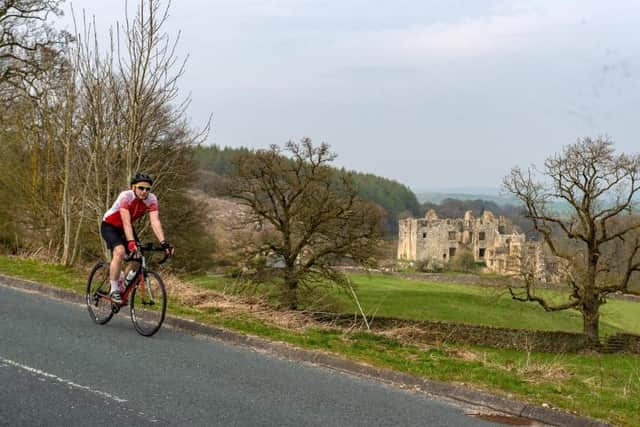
[1,255,638,426]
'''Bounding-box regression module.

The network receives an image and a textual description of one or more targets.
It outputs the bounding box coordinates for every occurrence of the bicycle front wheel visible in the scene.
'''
[130,270,167,337]
[86,262,115,325]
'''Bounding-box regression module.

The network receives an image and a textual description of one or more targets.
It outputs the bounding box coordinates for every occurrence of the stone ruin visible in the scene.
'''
[398,209,559,280]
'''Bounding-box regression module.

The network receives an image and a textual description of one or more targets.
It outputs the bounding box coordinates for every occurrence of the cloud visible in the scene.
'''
[329,2,640,66]
[205,0,317,18]
[333,14,570,64]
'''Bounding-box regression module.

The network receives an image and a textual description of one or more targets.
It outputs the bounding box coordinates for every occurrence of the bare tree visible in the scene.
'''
[72,0,208,259]
[117,0,197,182]
[0,0,67,99]
[224,139,384,310]
[0,1,82,262]
[0,0,211,267]
[56,60,83,265]
[503,137,640,342]
[0,1,68,254]
[0,45,87,265]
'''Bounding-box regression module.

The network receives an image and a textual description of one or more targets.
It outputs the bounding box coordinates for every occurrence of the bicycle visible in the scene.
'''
[86,243,170,337]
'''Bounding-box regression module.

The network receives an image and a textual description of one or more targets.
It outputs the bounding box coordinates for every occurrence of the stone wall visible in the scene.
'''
[368,317,592,353]
[601,333,640,353]
[313,313,640,354]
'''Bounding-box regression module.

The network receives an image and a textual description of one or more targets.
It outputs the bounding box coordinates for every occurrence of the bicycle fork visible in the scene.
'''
[138,273,156,306]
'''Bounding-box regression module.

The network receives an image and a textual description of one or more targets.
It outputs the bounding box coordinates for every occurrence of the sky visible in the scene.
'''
[56,0,640,193]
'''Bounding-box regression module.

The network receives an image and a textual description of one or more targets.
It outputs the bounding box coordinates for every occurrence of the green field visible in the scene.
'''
[344,274,640,336]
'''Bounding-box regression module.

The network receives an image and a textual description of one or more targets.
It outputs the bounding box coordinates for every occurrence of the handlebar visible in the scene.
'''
[125,242,172,264]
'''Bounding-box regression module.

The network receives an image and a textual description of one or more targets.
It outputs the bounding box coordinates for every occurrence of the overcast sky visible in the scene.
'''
[56,1,640,192]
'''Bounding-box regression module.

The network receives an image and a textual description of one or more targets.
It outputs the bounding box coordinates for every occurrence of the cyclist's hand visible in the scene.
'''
[161,240,174,257]
[127,240,139,254]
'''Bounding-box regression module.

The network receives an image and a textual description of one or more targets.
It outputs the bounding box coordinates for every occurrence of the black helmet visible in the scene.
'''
[130,172,154,186]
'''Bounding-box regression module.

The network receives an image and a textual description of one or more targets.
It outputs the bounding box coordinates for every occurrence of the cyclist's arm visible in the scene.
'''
[120,208,136,242]
[149,210,166,243]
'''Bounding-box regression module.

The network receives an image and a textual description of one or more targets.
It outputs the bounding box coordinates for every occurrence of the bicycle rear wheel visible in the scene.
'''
[86,262,115,325]
[130,270,167,337]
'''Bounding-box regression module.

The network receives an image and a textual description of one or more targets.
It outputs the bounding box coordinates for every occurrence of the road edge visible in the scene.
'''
[0,273,610,427]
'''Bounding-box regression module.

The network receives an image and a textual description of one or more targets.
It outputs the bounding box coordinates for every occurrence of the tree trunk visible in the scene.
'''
[582,299,601,344]
[60,133,72,266]
[284,269,298,310]
[582,260,601,345]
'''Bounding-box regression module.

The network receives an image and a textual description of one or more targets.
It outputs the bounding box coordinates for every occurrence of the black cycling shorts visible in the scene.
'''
[100,222,138,251]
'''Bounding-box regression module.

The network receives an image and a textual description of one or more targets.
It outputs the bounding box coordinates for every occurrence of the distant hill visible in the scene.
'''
[415,186,501,195]
[192,145,421,236]
[415,189,575,218]
[414,191,518,206]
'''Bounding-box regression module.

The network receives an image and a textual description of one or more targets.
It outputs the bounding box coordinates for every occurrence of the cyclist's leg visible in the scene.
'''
[100,222,127,298]
[109,245,125,288]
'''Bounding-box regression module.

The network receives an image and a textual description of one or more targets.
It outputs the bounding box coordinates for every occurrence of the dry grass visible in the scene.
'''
[515,361,572,382]
[486,352,573,383]
[166,273,327,330]
[380,335,573,385]
[445,348,484,363]
[380,326,435,343]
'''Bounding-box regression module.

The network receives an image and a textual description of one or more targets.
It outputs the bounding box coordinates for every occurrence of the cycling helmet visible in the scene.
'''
[130,172,154,186]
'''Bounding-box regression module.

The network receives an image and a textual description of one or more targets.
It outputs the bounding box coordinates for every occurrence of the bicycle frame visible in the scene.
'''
[111,263,144,309]
[105,245,166,309]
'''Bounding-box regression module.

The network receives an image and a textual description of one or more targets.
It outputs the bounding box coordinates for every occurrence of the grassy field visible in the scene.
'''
[190,271,640,336]
[1,255,640,426]
[346,274,640,336]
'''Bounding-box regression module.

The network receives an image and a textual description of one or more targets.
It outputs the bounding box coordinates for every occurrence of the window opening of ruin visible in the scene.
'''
[479,232,486,241]
[422,232,427,238]
[449,247,456,257]
[478,248,485,258]
[449,231,456,240]
[498,225,505,234]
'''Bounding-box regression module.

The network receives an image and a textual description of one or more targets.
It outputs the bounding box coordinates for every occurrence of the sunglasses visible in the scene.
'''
[135,186,152,192]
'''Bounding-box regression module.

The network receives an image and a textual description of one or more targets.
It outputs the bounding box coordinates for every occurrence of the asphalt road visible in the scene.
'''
[0,283,497,426]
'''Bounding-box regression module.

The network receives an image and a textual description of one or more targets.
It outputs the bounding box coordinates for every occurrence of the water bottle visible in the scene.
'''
[125,268,137,285]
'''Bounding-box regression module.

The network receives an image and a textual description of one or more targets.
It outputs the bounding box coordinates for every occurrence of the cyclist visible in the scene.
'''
[100,172,174,303]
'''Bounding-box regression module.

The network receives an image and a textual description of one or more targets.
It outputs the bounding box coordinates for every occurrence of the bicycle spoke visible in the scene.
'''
[130,271,166,336]
[86,262,115,325]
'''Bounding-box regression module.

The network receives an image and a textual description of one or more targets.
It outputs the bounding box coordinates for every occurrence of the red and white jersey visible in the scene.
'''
[102,190,158,228]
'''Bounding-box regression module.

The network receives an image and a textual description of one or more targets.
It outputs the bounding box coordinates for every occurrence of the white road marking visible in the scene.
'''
[0,355,128,403]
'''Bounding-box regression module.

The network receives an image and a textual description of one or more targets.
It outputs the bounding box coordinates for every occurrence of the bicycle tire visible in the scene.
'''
[130,270,167,337]
[86,262,115,325]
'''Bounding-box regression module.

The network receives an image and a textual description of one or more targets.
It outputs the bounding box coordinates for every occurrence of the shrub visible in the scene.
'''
[448,248,477,273]
[416,257,444,273]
